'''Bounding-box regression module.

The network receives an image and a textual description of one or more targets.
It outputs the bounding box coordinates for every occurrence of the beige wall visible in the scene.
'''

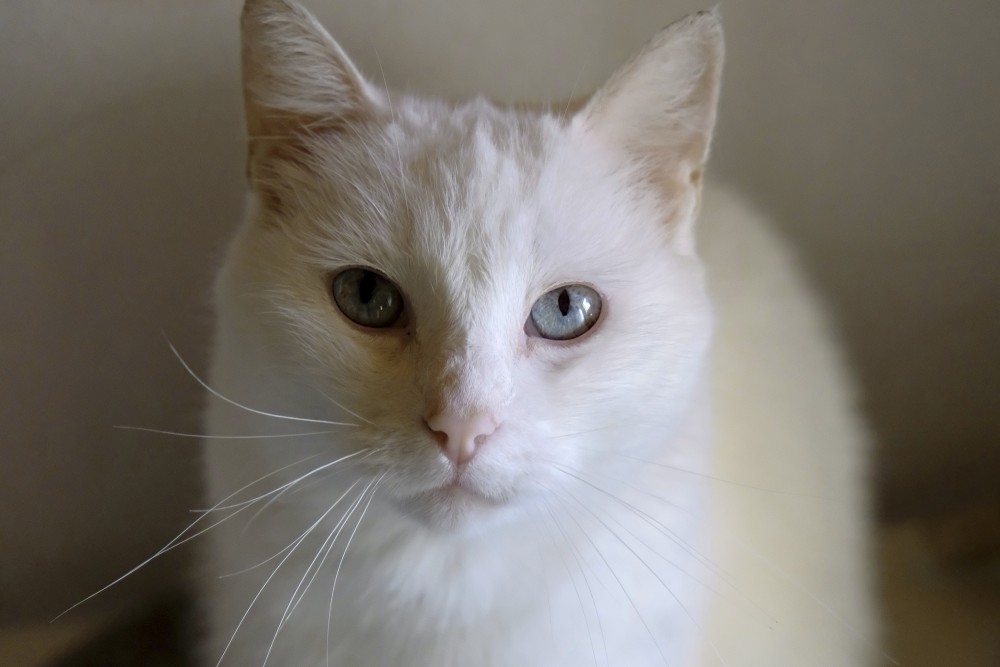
[2,0,997,622]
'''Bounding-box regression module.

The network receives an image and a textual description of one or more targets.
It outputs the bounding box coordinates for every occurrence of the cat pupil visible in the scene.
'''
[558,289,570,316]
[359,271,376,304]
[528,284,601,340]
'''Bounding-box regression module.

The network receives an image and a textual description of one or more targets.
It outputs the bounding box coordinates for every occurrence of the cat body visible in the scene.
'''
[201,1,875,664]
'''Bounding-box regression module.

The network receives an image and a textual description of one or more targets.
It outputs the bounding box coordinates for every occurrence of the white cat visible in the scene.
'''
[201,0,877,664]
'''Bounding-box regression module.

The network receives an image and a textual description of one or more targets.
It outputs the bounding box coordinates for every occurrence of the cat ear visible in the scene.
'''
[573,11,724,251]
[241,0,383,138]
[240,0,384,216]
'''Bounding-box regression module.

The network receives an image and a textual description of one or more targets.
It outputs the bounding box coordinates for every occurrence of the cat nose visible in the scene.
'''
[424,412,497,466]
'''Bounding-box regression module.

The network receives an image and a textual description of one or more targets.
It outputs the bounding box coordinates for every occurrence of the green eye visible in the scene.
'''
[528,284,602,341]
[331,268,405,328]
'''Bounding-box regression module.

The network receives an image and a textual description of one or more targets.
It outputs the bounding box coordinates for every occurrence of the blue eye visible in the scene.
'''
[331,268,405,328]
[528,284,602,340]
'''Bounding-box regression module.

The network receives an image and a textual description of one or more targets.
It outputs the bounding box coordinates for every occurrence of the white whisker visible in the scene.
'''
[578,446,824,499]
[539,502,602,666]
[262,481,372,667]
[222,480,362,580]
[164,335,357,427]
[551,495,666,666]
[278,474,387,626]
[317,388,377,427]
[327,473,385,667]
[113,425,342,440]
[556,486,723,667]
[50,453,323,622]
[578,476,776,630]
[555,464,894,663]
[195,449,371,513]
[549,421,626,440]
[551,463,733,585]
[238,456,364,533]
[529,515,558,655]
[550,462,765,635]
[216,486,362,667]
[277,483,368,626]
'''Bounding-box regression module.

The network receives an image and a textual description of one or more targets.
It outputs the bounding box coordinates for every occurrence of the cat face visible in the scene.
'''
[225,0,722,531]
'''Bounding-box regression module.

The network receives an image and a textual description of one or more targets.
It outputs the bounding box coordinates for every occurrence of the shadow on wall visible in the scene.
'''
[0,75,246,623]
[712,0,1000,519]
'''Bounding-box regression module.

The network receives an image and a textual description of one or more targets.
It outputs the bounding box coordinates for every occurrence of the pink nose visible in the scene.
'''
[425,412,497,466]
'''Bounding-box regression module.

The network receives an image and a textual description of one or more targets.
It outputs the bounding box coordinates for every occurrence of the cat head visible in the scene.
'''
[223,0,723,531]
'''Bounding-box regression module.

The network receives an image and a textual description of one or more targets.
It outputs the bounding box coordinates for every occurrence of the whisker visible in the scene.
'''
[245,449,381,530]
[327,474,385,667]
[216,487,360,667]
[586,464,875,636]
[550,494,667,666]
[240,448,386,531]
[551,463,728,578]
[317,388,377,427]
[240,462,355,534]
[556,486,726,667]
[193,449,372,513]
[113,425,343,440]
[548,421,626,440]
[164,335,357,427]
[532,506,587,661]
[539,502,602,667]
[220,480,362,580]
[51,453,324,622]
[529,515,558,655]
[587,480,776,630]
[577,446,824,499]
[263,480,374,667]
[278,477,377,626]
[240,483,299,531]
[329,474,384,603]
[555,427,822,498]
[556,464,895,663]
[549,463,759,621]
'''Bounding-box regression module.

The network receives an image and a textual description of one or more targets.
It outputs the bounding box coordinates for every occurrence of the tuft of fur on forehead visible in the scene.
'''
[268,98,560,261]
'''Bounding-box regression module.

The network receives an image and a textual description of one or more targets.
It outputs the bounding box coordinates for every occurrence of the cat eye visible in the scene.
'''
[331,268,405,328]
[528,284,602,341]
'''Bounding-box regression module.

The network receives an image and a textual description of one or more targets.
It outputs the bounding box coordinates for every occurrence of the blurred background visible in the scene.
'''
[1,0,998,664]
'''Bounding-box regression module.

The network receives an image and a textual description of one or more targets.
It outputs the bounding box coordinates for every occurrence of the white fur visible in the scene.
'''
[201,2,875,665]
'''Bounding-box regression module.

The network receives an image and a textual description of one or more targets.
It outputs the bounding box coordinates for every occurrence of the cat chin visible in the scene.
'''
[391,483,517,533]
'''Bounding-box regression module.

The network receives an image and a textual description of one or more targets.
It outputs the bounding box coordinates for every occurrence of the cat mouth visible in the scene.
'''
[392,476,508,528]
[432,478,499,505]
